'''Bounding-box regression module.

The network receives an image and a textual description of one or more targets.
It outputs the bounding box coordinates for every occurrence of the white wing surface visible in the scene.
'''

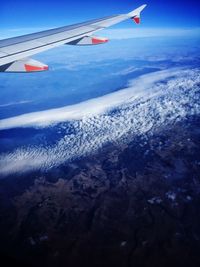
[0,4,147,72]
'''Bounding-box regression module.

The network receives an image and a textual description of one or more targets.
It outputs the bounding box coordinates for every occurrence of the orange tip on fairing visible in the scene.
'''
[92,37,109,45]
[25,64,49,72]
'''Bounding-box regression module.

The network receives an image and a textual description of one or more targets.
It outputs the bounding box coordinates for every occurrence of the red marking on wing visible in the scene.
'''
[133,16,140,24]
[92,37,109,45]
[25,64,49,72]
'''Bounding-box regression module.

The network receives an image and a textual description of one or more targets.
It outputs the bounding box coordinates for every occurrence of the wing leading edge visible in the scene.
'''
[0,4,147,72]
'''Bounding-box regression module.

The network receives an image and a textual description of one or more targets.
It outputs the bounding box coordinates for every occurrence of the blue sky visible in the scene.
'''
[0,0,200,30]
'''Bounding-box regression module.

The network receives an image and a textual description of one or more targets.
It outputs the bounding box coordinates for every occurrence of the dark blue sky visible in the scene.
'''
[0,0,200,29]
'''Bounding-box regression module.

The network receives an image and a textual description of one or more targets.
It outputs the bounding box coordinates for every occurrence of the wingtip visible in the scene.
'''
[137,4,147,12]
[141,4,147,12]
[128,4,147,19]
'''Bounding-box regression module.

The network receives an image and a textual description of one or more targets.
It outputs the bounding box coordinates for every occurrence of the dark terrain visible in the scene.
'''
[0,116,200,267]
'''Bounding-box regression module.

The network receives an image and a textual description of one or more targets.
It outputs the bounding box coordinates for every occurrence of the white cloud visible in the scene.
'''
[102,27,200,39]
[0,67,200,176]
[1,27,199,40]
[0,68,188,130]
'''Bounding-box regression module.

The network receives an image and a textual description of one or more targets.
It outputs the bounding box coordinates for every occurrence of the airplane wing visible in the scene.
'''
[0,4,147,72]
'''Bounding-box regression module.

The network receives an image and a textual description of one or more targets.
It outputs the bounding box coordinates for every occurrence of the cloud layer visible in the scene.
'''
[0,68,190,130]
[0,68,200,176]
